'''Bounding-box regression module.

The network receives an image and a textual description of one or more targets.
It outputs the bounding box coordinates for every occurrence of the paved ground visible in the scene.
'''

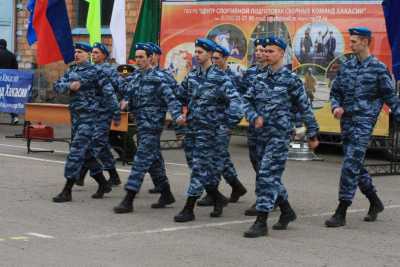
[0,122,399,267]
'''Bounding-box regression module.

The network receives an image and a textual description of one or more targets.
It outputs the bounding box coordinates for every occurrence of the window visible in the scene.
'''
[76,0,115,28]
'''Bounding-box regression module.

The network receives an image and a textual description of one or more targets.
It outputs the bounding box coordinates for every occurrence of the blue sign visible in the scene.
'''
[0,69,34,114]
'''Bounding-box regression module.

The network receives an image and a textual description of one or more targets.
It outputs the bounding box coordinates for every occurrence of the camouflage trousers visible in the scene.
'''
[87,114,116,176]
[186,127,222,197]
[216,126,239,185]
[247,125,259,175]
[339,118,377,201]
[183,129,194,169]
[125,130,169,192]
[65,117,103,180]
[255,132,290,212]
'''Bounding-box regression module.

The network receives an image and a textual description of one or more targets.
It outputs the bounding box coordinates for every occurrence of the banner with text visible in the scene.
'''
[0,69,34,114]
[160,0,391,135]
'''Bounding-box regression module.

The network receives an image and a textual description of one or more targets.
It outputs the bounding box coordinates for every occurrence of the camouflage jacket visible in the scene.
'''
[177,64,243,129]
[243,66,319,138]
[53,61,120,121]
[330,55,400,122]
[124,68,182,132]
[239,64,269,95]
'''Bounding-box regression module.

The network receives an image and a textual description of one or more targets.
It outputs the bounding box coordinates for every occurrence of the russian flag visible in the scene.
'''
[383,0,400,80]
[31,0,74,65]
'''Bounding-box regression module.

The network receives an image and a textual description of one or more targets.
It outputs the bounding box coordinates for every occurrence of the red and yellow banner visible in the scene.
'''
[160,1,391,136]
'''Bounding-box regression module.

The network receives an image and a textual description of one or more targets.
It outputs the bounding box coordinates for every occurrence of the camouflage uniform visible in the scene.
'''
[123,68,182,193]
[330,55,400,201]
[54,62,118,180]
[243,66,319,212]
[177,65,243,197]
[217,66,243,184]
[86,63,121,176]
[240,64,269,174]
[142,66,186,193]
[156,66,187,136]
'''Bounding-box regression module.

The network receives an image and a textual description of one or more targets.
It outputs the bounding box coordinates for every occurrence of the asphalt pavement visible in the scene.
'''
[0,122,399,267]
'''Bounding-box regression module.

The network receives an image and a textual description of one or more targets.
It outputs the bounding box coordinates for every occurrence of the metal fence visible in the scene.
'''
[30,67,70,104]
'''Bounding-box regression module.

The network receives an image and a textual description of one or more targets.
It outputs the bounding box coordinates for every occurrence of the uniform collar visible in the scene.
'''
[96,62,111,68]
[196,64,214,77]
[75,61,92,70]
[257,64,269,72]
[225,65,233,74]
[139,67,152,75]
[269,65,286,77]
[359,55,374,68]
[351,55,374,68]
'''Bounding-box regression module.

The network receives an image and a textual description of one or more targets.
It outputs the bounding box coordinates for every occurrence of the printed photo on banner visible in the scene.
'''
[293,22,344,68]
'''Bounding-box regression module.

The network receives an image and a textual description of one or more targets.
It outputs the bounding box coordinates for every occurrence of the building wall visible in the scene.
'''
[14,0,142,100]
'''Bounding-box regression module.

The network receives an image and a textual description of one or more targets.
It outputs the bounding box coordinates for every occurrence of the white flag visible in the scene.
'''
[110,0,126,64]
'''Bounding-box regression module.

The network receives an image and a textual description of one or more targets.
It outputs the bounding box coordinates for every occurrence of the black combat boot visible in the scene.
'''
[107,168,121,186]
[197,194,214,207]
[75,167,89,186]
[151,184,176,208]
[148,187,161,194]
[364,192,384,222]
[91,173,112,199]
[113,190,136,213]
[53,179,75,203]
[245,201,278,216]
[272,200,297,230]
[244,202,257,216]
[325,200,351,227]
[206,186,228,218]
[174,196,198,222]
[198,192,229,207]
[228,178,247,203]
[244,212,268,238]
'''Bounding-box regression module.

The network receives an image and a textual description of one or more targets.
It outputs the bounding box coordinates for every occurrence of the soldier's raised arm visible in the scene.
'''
[54,67,75,94]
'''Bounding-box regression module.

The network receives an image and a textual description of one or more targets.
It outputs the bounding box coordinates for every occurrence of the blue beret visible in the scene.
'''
[265,36,287,50]
[134,42,153,54]
[74,42,92,53]
[348,27,372,38]
[195,38,216,52]
[92,42,110,57]
[214,44,230,57]
[253,38,267,47]
[147,43,162,55]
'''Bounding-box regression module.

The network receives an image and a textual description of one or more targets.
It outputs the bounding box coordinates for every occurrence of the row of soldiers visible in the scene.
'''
[52,26,400,238]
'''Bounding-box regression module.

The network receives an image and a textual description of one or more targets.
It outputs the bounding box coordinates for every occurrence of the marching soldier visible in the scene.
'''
[113,43,185,213]
[76,42,122,187]
[52,42,120,202]
[242,36,319,237]
[173,38,243,222]
[326,27,400,227]
[146,42,187,195]
[196,43,247,207]
[241,38,271,216]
